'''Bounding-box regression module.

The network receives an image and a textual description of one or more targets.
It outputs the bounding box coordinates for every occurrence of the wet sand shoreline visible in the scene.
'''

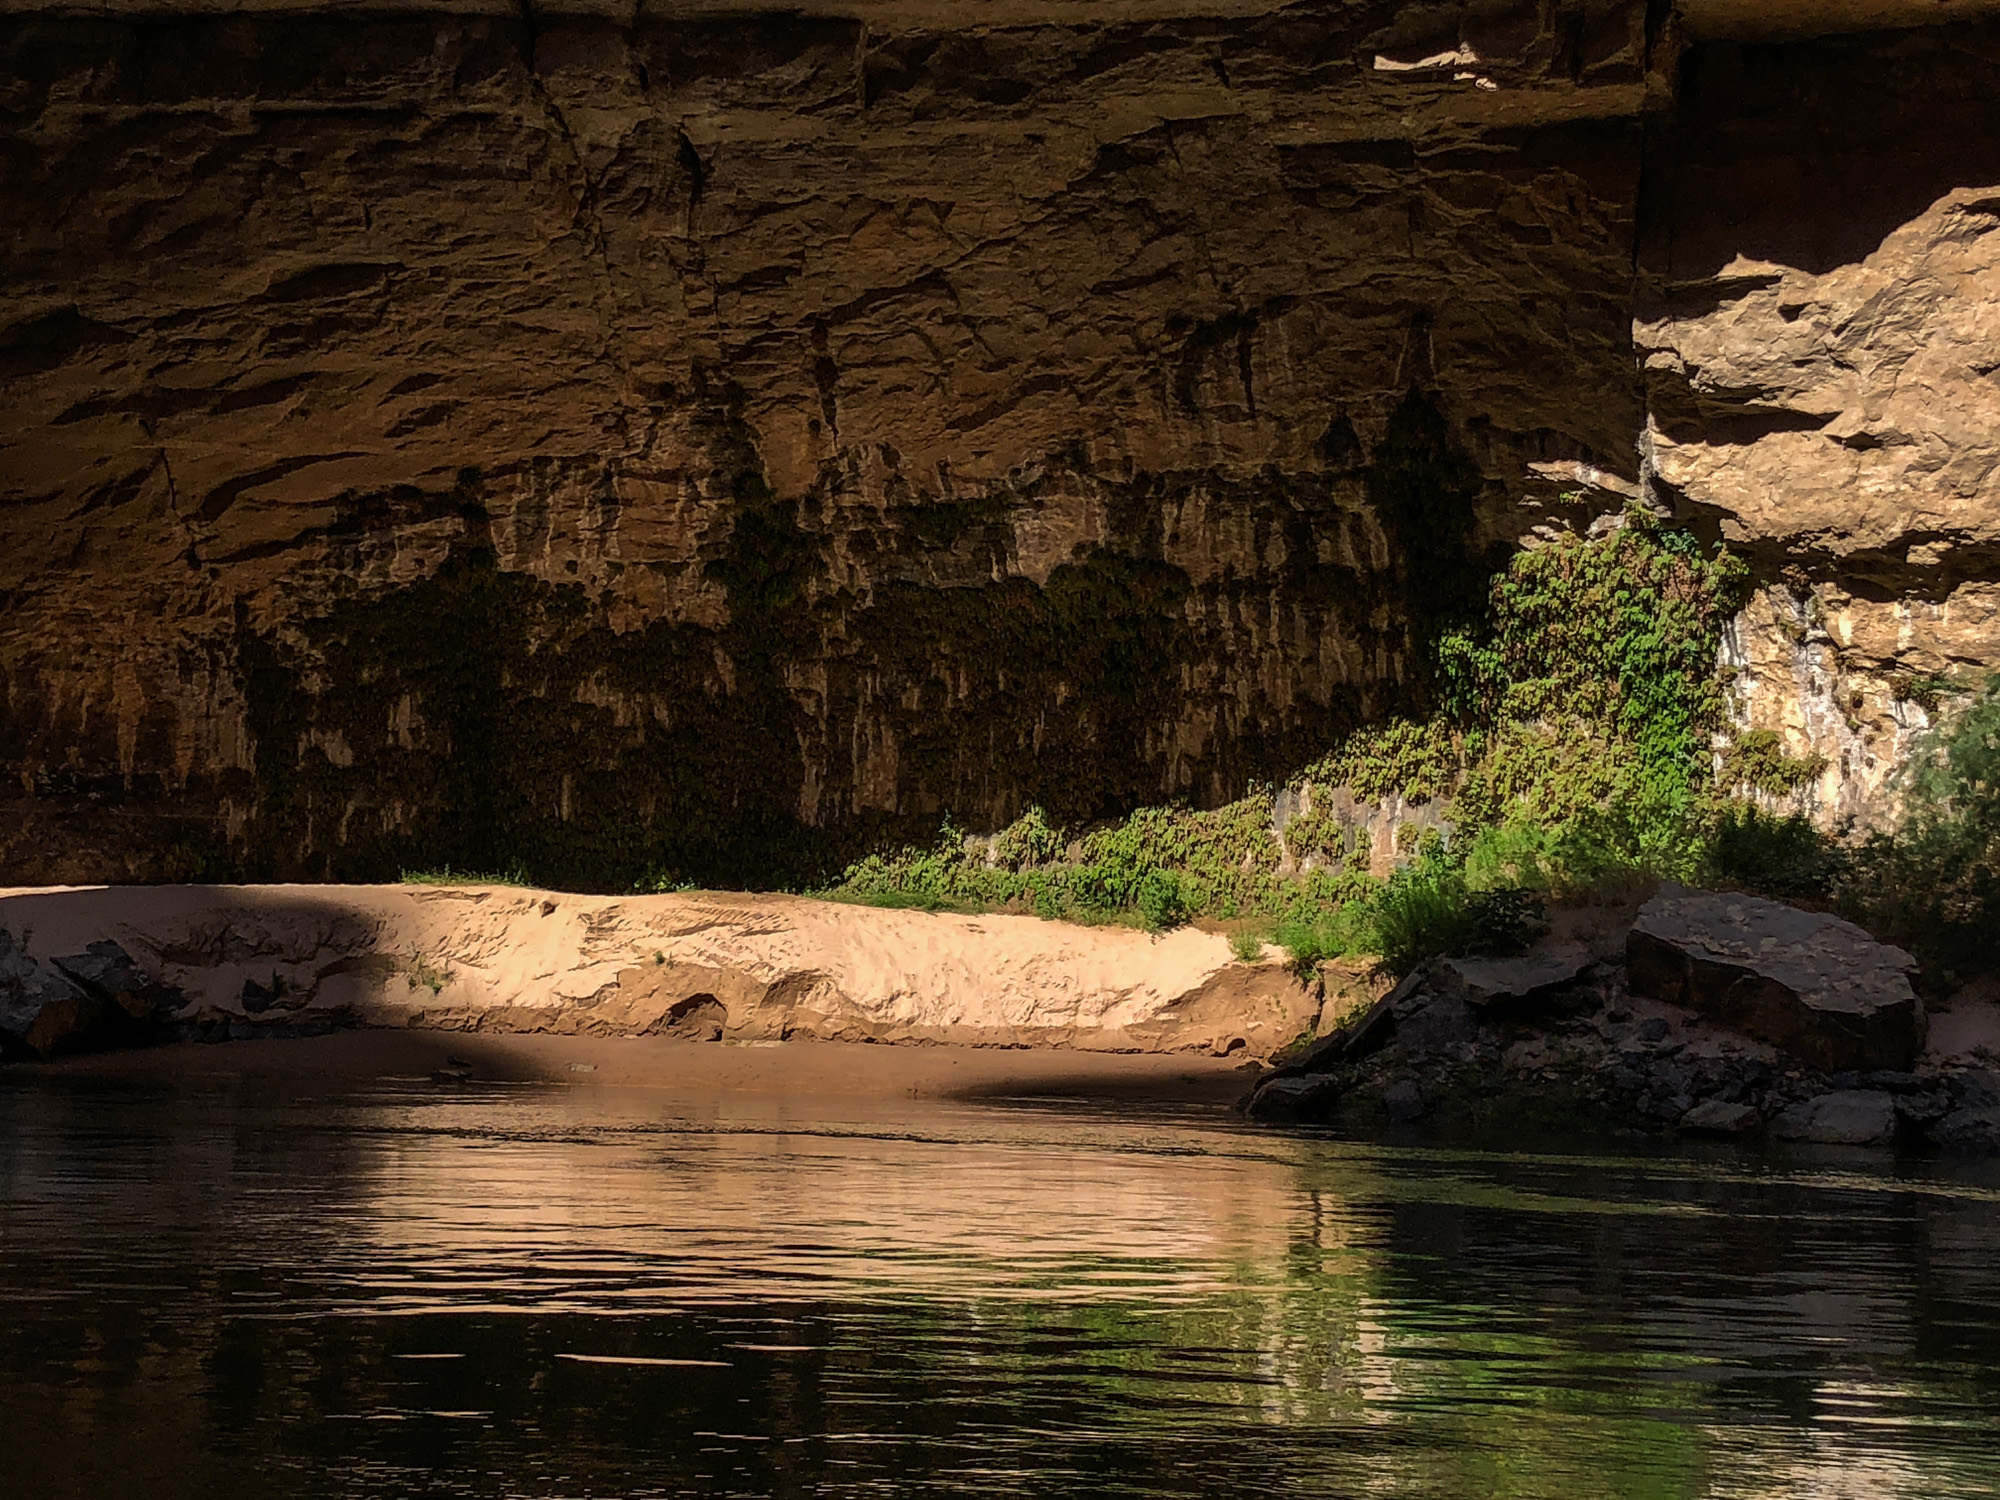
[14,1031,1264,1108]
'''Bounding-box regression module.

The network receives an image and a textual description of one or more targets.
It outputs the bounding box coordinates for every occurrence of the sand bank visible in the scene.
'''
[0,883,1326,1062]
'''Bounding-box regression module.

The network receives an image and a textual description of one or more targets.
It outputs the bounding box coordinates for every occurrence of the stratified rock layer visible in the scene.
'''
[1,2,1998,878]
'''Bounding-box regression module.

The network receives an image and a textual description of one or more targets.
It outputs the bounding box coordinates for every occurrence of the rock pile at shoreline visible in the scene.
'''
[1246,888,2000,1153]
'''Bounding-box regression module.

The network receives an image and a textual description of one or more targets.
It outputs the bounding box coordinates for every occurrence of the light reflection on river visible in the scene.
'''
[2,1077,1997,1499]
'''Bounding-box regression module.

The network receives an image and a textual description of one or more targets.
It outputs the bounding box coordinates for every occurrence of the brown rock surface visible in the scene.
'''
[0,2,1997,878]
[1627,885,1924,1072]
[0,881,1320,1053]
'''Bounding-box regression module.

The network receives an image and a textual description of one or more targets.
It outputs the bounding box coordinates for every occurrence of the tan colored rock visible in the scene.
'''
[0,882,1320,1055]
[1638,28,2000,818]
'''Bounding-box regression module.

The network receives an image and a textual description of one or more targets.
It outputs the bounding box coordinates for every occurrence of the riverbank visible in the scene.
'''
[0,882,1325,1064]
[14,1030,1261,1106]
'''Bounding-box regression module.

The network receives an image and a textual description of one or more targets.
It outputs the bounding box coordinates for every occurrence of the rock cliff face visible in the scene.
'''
[1,1,1996,883]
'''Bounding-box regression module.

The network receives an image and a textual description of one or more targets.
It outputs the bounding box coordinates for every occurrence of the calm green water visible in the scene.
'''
[2,1076,1998,1499]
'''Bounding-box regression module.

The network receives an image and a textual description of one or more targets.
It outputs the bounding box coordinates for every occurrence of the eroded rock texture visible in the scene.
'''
[1,1,1996,881]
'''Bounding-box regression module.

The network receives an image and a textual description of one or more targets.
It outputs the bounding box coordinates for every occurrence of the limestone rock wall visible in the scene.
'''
[1,1,1996,879]
[1637,24,2000,821]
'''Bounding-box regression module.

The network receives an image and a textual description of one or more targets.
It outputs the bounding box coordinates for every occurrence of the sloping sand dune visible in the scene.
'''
[0,884,1319,1058]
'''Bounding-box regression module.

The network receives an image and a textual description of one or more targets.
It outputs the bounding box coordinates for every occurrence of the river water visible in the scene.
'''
[2,1075,1997,1499]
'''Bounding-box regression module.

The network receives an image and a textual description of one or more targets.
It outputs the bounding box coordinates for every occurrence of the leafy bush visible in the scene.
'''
[1704,805,1841,899]
[1227,928,1266,963]
[1271,907,1373,979]
[1365,853,1546,975]
[1134,869,1192,932]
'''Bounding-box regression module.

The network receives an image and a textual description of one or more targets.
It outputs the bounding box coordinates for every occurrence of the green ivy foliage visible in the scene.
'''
[1297,513,1751,882]
[830,514,1753,962]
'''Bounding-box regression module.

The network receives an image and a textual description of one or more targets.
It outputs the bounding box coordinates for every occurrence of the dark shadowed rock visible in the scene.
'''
[1680,1099,1761,1134]
[1383,1080,1424,1122]
[1242,1072,1343,1122]
[1772,1090,1898,1146]
[0,926,86,1058]
[1952,1070,2000,1109]
[1627,887,1922,1072]
[1437,946,1593,1010]
[1262,969,1427,1081]
[1396,997,1477,1058]
[1930,1107,2000,1153]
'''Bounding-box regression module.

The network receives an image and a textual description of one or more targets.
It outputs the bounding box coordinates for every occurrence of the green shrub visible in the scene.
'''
[1705,805,1841,898]
[1272,907,1372,979]
[1227,928,1266,963]
[1134,868,1191,932]
[1363,849,1546,975]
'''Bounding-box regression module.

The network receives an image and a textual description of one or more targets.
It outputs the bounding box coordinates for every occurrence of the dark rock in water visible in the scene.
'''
[1382,1080,1424,1122]
[1437,946,1592,1010]
[42,940,184,1054]
[1242,1072,1343,1122]
[1772,1090,1897,1146]
[0,926,82,1058]
[1257,969,1427,1086]
[1681,1099,1761,1135]
[1627,887,1922,1072]
[1930,1107,2000,1153]
[1397,997,1477,1058]
[0,931,176,1058]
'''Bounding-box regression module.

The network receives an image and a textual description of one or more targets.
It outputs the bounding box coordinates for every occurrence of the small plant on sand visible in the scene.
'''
[1227,928,1266,963]
[405,952,454,996]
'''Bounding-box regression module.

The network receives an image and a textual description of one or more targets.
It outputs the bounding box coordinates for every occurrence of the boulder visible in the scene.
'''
[1627,887,1922,1072]
[1771,1090,1898,1146]
[1242,1072,1342,1122]
[1438,945,1592,1009]
[1382,1080,1425,1122]
[1262,968,1427,1080]
[1680,1099,1761,1135]
[1930,1107,2000,1153]
[0,926,86,1059]
[2,933,185,1059]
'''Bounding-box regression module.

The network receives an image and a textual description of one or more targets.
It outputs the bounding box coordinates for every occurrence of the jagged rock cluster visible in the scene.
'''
[1247,885,2000,1151]
[2,1,1998,882]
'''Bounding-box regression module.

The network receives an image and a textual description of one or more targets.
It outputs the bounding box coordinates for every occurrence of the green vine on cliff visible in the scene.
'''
[830,510,1756,961]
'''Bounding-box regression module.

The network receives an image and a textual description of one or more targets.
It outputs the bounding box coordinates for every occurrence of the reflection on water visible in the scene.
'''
[2,1079,1997,1499]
